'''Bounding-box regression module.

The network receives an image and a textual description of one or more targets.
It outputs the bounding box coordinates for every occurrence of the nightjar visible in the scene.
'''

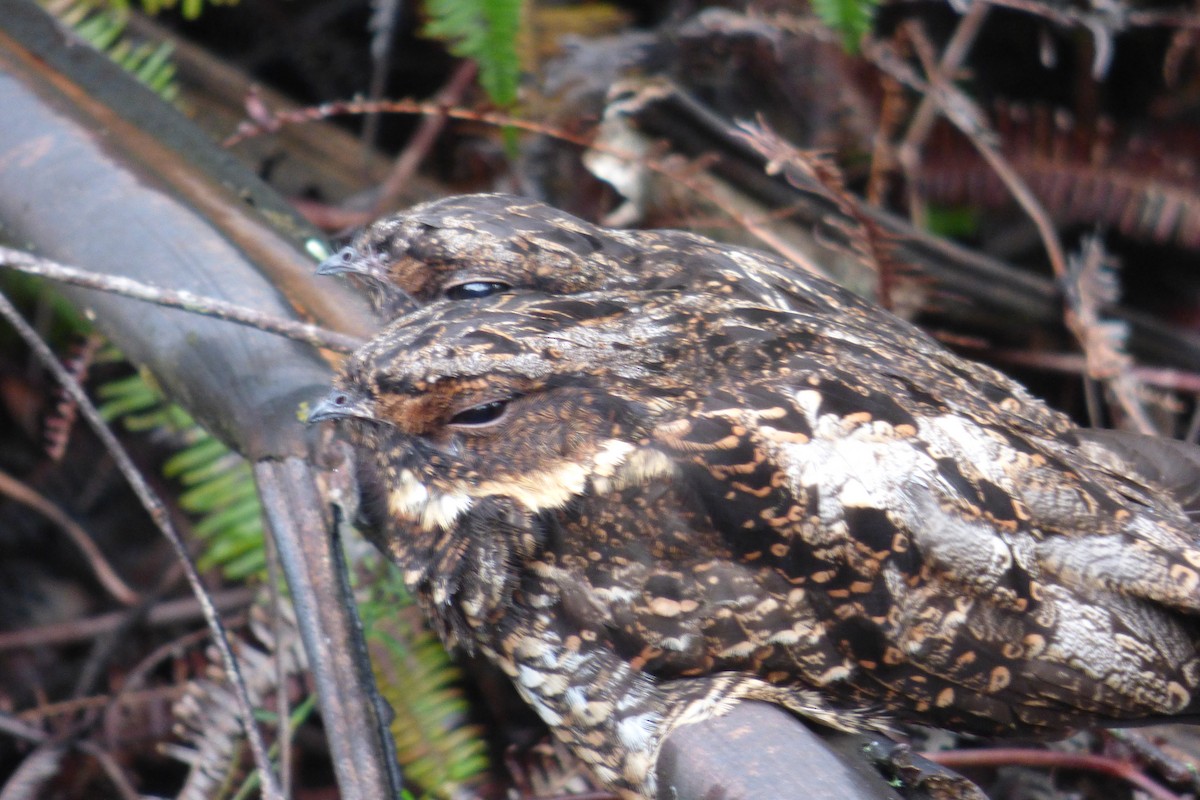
[317,192,892,325]
[312,196,1200,800]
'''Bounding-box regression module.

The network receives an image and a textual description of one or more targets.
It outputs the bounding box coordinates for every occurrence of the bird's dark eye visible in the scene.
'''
[444,280,511,301]
[449,399,511,427]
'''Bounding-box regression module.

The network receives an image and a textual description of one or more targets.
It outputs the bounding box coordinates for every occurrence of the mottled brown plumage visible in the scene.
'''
[317,193,891,325]
[312,195,1200,800]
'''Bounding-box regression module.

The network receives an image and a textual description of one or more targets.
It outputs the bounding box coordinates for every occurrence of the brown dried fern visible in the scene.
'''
[918,103,1200,249]
[735,118,915,309]
[168,598,307,800]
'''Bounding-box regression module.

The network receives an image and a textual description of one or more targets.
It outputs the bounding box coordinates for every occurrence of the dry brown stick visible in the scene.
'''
[0,469,140,607]
[19,685,187,725]
[0,587,254,651]
[662,158,826,276]
[285,62,479,234]
[225,97,589,147]
[0,293,283,800]
[894,1,991,230]
[872,24,1158,427]
[0,246,363,353]
[926,747,1183,800]
[95,627,218,767]
[0,713,141,800]
[883,36,1156,431]
[371,60,478,217]
[1106,730,1200,795]
[898,1,992,162]
[1061,236,1156,434]
[103,629,214,718]
[226,96,829,275]
[977,348,1200,394]
[900,19,1070,281]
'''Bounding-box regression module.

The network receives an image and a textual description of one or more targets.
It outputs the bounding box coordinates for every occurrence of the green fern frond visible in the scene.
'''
[363,564,490,798]
[39,0,182,96]
[170,597,311,800]
[99,372,488,790]
[423,0,523,107]
[811,0,878,52]
[97,370,267,581]
[88,0,240,22]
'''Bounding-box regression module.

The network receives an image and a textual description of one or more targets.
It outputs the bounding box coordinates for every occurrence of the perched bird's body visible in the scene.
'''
[313,265,1200,797]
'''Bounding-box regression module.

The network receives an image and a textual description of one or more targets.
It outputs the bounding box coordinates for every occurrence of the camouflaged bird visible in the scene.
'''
[311,265,1200,798]
[317,192,899,325]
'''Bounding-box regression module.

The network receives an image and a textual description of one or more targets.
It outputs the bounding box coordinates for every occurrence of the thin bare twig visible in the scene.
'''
[894,19,1070,280]
[899,1,993,160]
[0,469,140,606]
[372,60,478,218]
[225,95,829,275]
[735,118,904,306]
[937,337,1200,394]
[20,685,187,727]
[0,246,363,354]
[1106,729,1200,795]
[0,743,67,800]
[1061,236,1156,433]
[894,2,991,229]
[0,586,253,651]
[84,747,146,800]
[0,292,284,799]
[69,562,191,706]
[226,97,586,148]
[874,32,1162,431]
[657,156,826,276]
[0,714,141,800]
[264,531,293,797]
[926,747,1183,800]
[101,627,218,749]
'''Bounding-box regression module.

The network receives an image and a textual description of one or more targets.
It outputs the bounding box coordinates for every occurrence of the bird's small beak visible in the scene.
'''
[307,388,375,424]
[316,246,362,276]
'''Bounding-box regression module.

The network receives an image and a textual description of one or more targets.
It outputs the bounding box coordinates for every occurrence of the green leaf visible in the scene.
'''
[423,0,522,107]
[162,436,229,478]
[39,0,182,99]
[179,464,252,510]
[193,499,262,538]
[219,548,267,580]
[811,0,878,52]
[363,564,489,795]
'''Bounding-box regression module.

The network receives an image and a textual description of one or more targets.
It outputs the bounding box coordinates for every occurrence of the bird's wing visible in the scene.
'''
[1076,428,1200,523]
[644,373,1200,730]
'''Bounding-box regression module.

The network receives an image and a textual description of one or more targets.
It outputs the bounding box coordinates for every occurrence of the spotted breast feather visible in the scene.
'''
[311,285,1200,799]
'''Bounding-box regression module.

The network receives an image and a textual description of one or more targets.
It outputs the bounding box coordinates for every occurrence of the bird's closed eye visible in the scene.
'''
[444,280,511,301]
[449,399,512,427]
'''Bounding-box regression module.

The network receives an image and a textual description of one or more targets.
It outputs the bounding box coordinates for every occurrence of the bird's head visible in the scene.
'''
[309,290,704,533]
[316,194,660,314]
[317,193,886,331]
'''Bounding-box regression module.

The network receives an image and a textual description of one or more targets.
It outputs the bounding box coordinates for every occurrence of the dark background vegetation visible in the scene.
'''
[2,0,1200,797]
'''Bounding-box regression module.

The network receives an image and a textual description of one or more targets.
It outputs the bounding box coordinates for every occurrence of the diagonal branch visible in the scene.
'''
[0,469,140,607]
[0,246,363,354]
[0,291,284,800]
[887,18,1070,280]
